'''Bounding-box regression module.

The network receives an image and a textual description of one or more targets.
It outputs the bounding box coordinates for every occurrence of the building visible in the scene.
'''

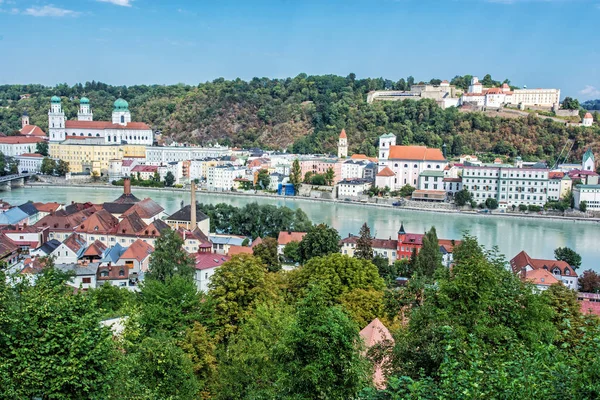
[443,177,463,196]
[462,165,549,209]
[340,234,398,265]
[376,133,447,190]
[207,165,246,191]
[16,153,44,174]
[582,148,596,172]
[48,96,153,145]
[145,145,231,164]
[131,165,162,181]
[367,80,460,109]
[573,184,600,211]
[418,170,445,191]
[277,231,307,255]
[510,250,578,290]
[338,129,348,158]
[0,233,19,267]
[20,112,46,138]
[337,179,372,198]
[460,77,560,109]
[299,158,343,184]
[582,113,594,127]
[55,262,99,291]
[51,233,88,264]
[0,136,45,157]
[195,252,231,292]
[341,159,376,181]
[547,172,572,201]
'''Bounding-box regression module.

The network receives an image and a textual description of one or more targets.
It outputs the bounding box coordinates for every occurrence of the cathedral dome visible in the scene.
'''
[113,98,129,111]
[80,97,89,104]
[51,95,61,103]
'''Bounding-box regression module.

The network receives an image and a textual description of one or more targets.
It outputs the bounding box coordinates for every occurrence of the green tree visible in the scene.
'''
[398,184,416,197]
[304,171,313,184]
[290,159,302,194]
[256,168,270,189]
[55,159,70,176]
[454,188,473,206]
[252,236,281,272]
[580,201,587,212]
[147,228,195,282]
[36,141,49,156]
[40,157,56,175]
[485,197,499,210]
[562,96,580,110]
[179,322,216,391]
[164,171,175,186]
[298,223,341,263]
[355,222,374,260]
[324,166,335,186]
[554,247,582,270]
[413,227,443,278]
[283,240,301,263]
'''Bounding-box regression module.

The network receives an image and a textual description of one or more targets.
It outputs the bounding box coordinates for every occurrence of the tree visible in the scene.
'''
[36,141,49,156]
[290,159,302,194]
[454,188,473,206]
[355,222,374,260]
[554,247,582,270]
[164,171,175,187]
[283,240,301,263]
[398,184,416,197]
[252,236,281,272]
[55,159,69,176]
[208,254,279,338]
[179,322,216,391]
[5,157,18,175]
[580,201,587,212]
[485,197,499,210]
[256,168,270,189]
[562,97,580,110]
[413,227,443,278]
[579,269,600,293]
[303,171,313,184]
[40,157,56,175]
[324,167,335,186]
[147,228,195,282]
[298,223,341,263]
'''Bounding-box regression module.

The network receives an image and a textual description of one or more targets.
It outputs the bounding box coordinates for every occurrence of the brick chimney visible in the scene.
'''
[124,177,131,195]
[190,180,197,229]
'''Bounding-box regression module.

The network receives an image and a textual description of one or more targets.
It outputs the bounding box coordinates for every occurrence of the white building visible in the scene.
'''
[145,145,231,164]
[337,179,372,198]
[16,153,44,173]
[207,165,245,191]
[55,262,98,291]
[573,184,600,211]
[461,77,560,108]
[50,233,87,264]
[0,137,45,157]
[418,170,444,191]
[582,113,594,127]
[342,159,373,180]
[376,133,447,190]
[48,96,153,145]
[462,166,550,209]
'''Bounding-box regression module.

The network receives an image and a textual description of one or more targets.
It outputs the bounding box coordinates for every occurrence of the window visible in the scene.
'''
[101,271,109,277]
[82,277,92,284]
[121,115,125,123]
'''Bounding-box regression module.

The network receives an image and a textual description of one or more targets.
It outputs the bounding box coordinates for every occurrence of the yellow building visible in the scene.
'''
[50,138,146,175]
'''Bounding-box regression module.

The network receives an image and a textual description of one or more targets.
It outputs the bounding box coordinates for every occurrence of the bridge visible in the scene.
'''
[0,173,34,191]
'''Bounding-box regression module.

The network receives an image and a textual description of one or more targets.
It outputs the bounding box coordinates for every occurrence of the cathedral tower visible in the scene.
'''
[48,96,66,142]
[77,97,93,121]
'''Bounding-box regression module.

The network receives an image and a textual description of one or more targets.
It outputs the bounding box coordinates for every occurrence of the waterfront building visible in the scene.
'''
[573,184,600,211]
[338,129,348,158]
[299,157,343,184]
[376,133,447,191]
[547,172,572,201]
[336,178,372,199]
[341,159,376,180]
[15,153,44,174]
[165,205,210,233]
[207,165,247,191]
[0,136,45,157]
[48,96,153,145]
[145,145,231,164]
[510,250,578,290]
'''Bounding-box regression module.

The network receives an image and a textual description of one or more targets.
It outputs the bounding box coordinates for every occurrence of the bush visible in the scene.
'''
[485,198,499,210]
[527,205,541,212]
[518,204,528,212]
[470,200,477,208]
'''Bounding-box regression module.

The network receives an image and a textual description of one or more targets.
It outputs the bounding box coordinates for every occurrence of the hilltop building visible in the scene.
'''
[19,111,46,138]
[460,76,560,109]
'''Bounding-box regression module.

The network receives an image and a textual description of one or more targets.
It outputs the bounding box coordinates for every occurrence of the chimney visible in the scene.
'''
[124,177,131,195]
[190,180,197,229]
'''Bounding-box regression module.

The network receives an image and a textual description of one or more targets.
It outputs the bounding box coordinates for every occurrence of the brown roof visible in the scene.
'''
[339,129,347,139]
[376,166,395,177]
[524,269,560,286]
[76,209,119,234]
[83,240,107,258]
[372,238,397,249]
[388,146,445,161]
[227,245,254,256]
[19,153,44,158]
[65,121,151,130]
[121,198,164,219]
[35,208,95,231]
[251,237,263,248]
[114,212,147,235]
[62,233,87,254]
[510,250,577,277]
[20,125,46,137]
[0,136,44,144]
[137,219,171,237]
[120,239,154,262]
[277,231,307,245]
[0,233,18,260]
[33,202,61,213]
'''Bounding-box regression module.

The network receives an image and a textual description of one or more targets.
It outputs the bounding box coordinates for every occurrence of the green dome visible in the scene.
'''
[113,98,129,111]
[80,97,89,104]
[51,95,61,103]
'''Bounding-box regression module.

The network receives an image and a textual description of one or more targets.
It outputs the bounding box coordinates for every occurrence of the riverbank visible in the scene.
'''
[24,182,600,224]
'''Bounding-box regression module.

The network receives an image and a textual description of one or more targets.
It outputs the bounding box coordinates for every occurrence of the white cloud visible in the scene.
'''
[579,85,600,99]
[23,5,80,17]
[97,0,133,7]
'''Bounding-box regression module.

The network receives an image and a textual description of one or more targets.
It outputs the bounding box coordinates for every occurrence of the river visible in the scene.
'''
[4,186,600,271]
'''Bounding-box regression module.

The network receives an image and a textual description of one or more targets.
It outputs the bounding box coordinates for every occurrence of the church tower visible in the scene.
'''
[583,147,595,172]
[378,133,397,160]
[112,98,131,126]
[21,111,30,128]
[48,96,66,142]
[77,97,93,121]
[338,129,348,158]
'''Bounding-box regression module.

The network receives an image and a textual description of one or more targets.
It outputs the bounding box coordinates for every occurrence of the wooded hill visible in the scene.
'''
[1,75,599,165]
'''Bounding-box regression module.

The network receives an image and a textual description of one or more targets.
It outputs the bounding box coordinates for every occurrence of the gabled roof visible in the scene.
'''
[83,240,108,258]
[61,233,87,257]
[277,231,307,246]
[524,269,560,286]
[20,125,46,137]
[227,245,254,256]
[372,238,398,249]
[110,192,141,205]
[35,208,95,231]
[0,208,29,225]
[583,147,595,162]
[121,198,164,219]
[360,318,393,347]
[0,233,18,259]
[251,237,263,248]
[376,166,395,177]
[510,250,577,277]
[113,212,147,235]
[196,253,231,271]
[166,204,209,223]
[17,202,38,217]
[400,233,424,245]
[33,202,61,213]
[388,145,445,161]
[101,243,127,263]
[138,219,171,237]
[76,209,119,234]
[120,239,154,262]
[36,239,61,255]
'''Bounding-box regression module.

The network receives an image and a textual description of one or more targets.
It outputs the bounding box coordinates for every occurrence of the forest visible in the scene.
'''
[2,218,600,399]
[1,74,599,164]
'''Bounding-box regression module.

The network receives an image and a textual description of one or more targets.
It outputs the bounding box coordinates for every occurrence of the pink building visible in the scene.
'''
[299,158,343,183]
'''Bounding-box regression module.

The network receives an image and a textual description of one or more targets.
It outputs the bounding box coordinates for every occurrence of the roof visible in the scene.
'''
[376,166,395,177]
[227,245,254,256]
[20,125,46,137]
[209,235,246,246]
[76,209,119,234]
[351,154,378,163]
[18,153,44,158]
[438,239,461,254]
[0,136,44,144]
[109,192,141,205]
[277,231,307,245]
[0,208,29,225]
[139,219,171,237]
[372,238,397,250]
[251,237,263,248]
[339,129,347,139]
[121,198,164,219]
[55,262,99,276]
[399,233,424,245]
[419,170,444,178]
[61,233,87,257]
[120,239,154,262]
[195,253,231,270]
[360,318,394,389]
[36,239,61,255]
[166,204,209,223]
[0,234,18,259]
[113,212,147,235]
[131,165,159,173]
[583,148,595,162]
[388,146,446,161]
[65,120,151,130]
[101,243,127,263]
[584,112,593,119]
[18,202,39,216]
[33,202,61,213]
[510,250,577,277]
[35,208,95,231]
[83,240,108,258]
[524,269,560,286]
[548,171,565,180]
[122,159,135,167]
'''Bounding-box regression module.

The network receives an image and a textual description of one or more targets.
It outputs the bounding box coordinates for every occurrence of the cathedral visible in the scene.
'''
[48,96,154,146]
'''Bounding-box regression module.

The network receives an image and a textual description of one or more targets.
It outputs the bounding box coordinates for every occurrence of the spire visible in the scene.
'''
[339,129,347,139]
[583,147,594,162]
[398,222,405,235]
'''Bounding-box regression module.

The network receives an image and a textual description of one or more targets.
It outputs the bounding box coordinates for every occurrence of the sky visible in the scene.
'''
[0,0,599,99]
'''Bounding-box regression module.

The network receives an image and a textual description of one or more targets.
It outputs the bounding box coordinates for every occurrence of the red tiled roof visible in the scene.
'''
[83,240,107,257]
[584,113,593,119]
[65,121,151,130]
[62,233,87,254]
[33,202,61,212]
[120,239,153,262]
[438,239,461,253]
[131,165,159,173]
[376,166,395,177]
[549,171,565,180]
[388,146,445,161]
[122,159,135,167]
[510,250,577,277]
[121,198,164,219]
[339,129,347,139]
[372,238,397,249]
[0,136,44,144]
[227,245,254,256]
[76,209,119,234]
[400,233,424,245]
[195,253,230,270]
[350,154,378,163]
[277,231,307,245]
[251,237,263,248]
[20,125,46,137]
[35,208,95,231]
[524,269,560,286]
[18,153,43,158]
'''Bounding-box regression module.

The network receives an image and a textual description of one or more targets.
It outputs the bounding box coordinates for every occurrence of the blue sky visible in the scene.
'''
[0,0,598,99]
